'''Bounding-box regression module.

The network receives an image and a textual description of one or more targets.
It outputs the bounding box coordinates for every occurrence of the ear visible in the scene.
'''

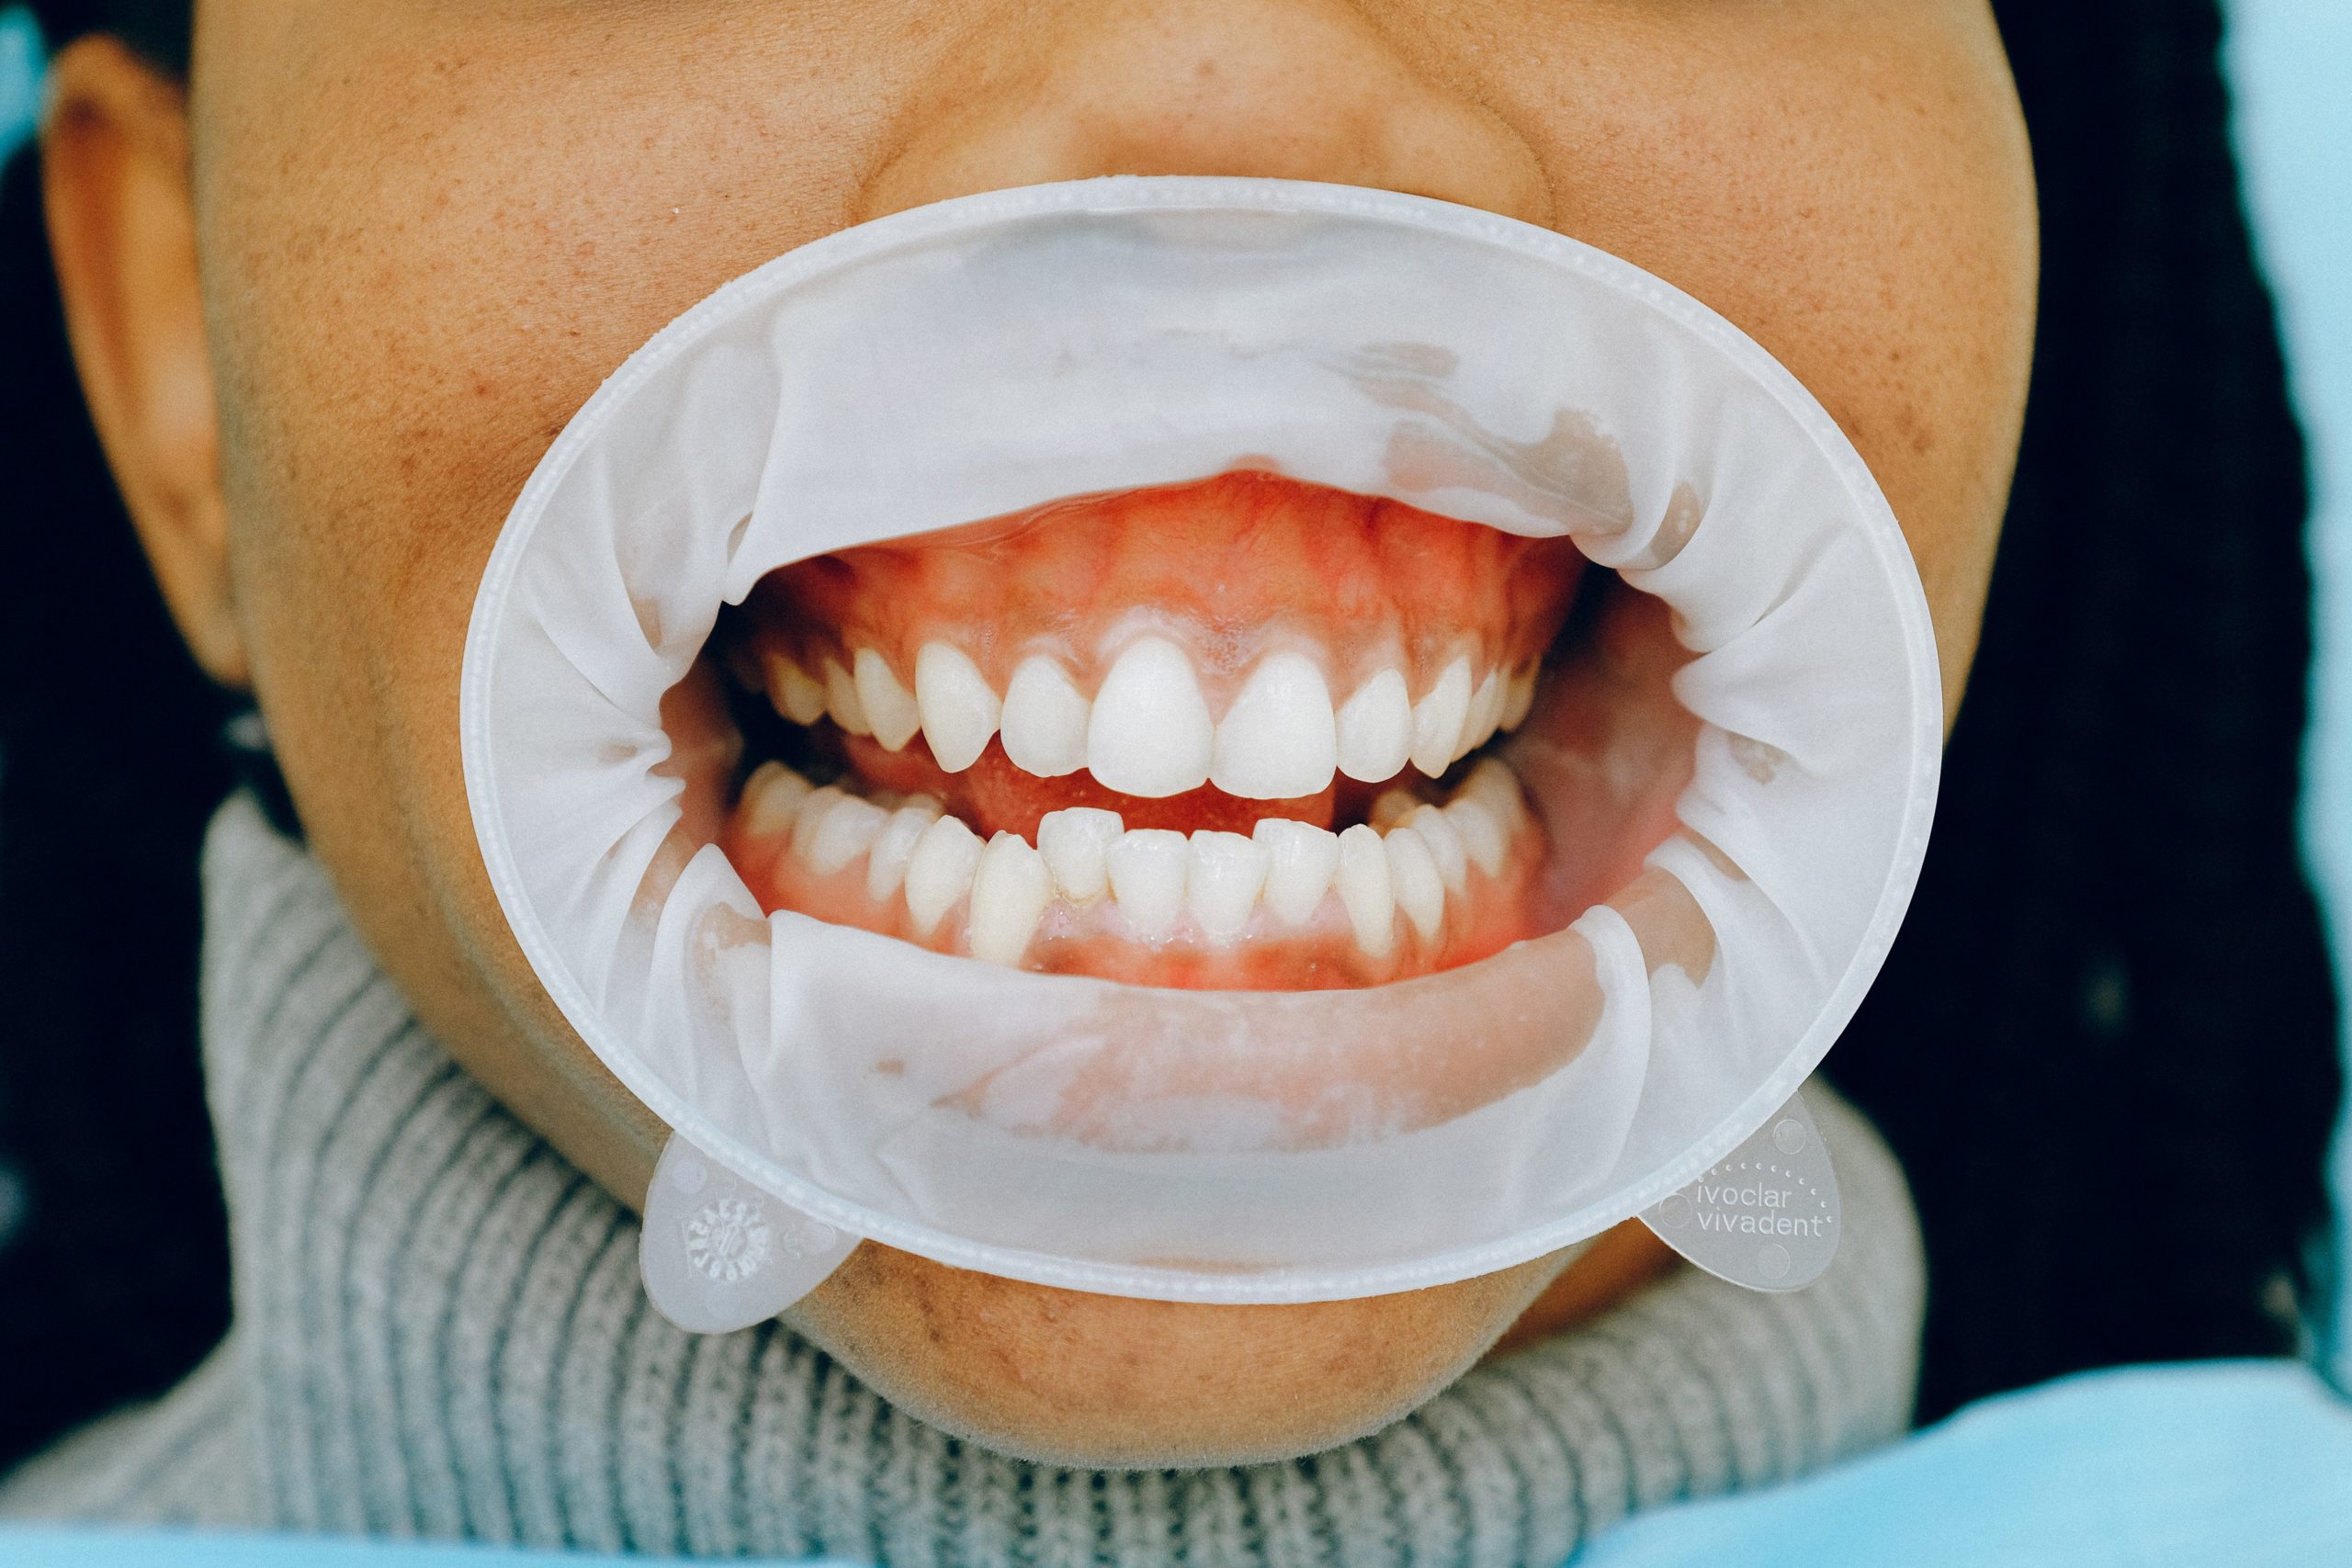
[42,36,248,688]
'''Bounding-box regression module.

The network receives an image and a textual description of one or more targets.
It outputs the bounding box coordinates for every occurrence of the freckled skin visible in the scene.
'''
[43,0,2033,1466]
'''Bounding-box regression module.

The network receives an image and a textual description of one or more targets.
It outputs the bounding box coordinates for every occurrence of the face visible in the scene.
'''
[45,0,2033,1467]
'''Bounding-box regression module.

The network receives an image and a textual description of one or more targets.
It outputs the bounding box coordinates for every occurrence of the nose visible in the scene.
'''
[855,0,1553,227]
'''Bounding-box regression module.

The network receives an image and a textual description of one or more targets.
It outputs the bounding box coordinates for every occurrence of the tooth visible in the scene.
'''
[741,761,814,838]
[1088,637,1213,797]
[902,814,983,936]
[1443,797,1510,879]
[1458,757,1530,829]
[1336,669,1412,783]
[1210,653,1337,799]
[821,657,872,737]
[1408,658,1473,777]
[1501,663,1538,732]
[967,832,1053,966]
[1000,656,1091,778]
[802,795,888,875]
[853,649,922,752]
[763,654,830,727]
[1370,788,1419,831]
[1385,827,1446,943]
[1334,824,1396,959]
[1105,828,1188,942]
[1254,818,1341,926]
[786,786,848,863]
[1036,807,1123,903]
[865,801,942,902]
[913,642,1002,773]
[1459,668,1504,761]
[1406,804,1469,896]
[1186,829,1270,943]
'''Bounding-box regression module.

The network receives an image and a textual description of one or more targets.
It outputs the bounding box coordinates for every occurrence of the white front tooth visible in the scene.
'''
[913,642,1002,773]
[1336,669,1413,783]
[1500,664,1538,732]
[803,795,888,875]
[1334,824,1396,959]
[1254,818,1341,926]
[741,761,814,838]
[865,801,941,902]
[1370,788,1419,830]
[763,654,829,727]
[1406,804,1469,896]
[1104,828,1188,942]
[1385,827,1446,942]
[821,657,873,737]
[1036,807,1123,903]
[902,815,983,936]
[1408,658,1473,777]
[1186,830,1270,943]
[967,832,1052,966]
[1210,653,1337,799]
[1088,637,1213,797]
[1459,668,1504,761]
[853,649,922,751]
[1443,797,1510,878]
[1000,656,1091,777]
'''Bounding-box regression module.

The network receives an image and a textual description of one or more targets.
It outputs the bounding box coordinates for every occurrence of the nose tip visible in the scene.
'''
[854,0,1553,228]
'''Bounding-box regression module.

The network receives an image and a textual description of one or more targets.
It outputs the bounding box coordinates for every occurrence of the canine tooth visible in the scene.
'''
[1254,818,1340,926]
[1088,637,1214,797]
[803,795,888,875]
[1370,787,1419,831]
[763,655,830,727]
[1385,827,1446,942]
[1105,828,1187,942]
[1500,664,1538,732]
[741,761,814,838]
[1000,657,1091,777]
[1210,653,1337,798]
[1406,804,1469,896]
[1408,658,1473,777]
[1037,807,1123,903]
[1443,797,1510,879]
[1187,830,1270,942]
[902,814,983,936]
[1334,824,1396,959]
[1460,668,1504,760]
[967,833,1053,966]
[853,649,922,751]
[914,642,1002,773]
[787,786,848,863]
[821,658,872,737]
[1335,669,1412,783]
[865,802,941,902]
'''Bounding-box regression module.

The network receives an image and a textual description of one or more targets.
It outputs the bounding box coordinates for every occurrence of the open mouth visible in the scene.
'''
[682,470,1688,991]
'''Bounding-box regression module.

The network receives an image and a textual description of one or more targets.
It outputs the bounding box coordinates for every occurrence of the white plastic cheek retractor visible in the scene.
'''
[459,176,1939,1328]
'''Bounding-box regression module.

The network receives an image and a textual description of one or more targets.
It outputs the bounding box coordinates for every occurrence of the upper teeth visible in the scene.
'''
[761,640,1538,797]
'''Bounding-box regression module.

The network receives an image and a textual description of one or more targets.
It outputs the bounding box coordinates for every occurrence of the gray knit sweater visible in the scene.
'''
[0,795,1925,1563]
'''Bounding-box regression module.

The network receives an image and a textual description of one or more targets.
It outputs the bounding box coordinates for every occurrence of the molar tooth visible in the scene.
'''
[1370,788,1420,831]
[1334,824,1396,959]
[1443,798,1510,879]
[1186,830,1270,943]
[1336,669,1413,783]
[1000,656,1091,777]
[1459,668,1505,761]
[967,832,1052,966]
[902,815,983,936]
[1036,807,1123,904]
[1087,637,1213,798]
[1406,804,1469,896]
[763,654,830,727]
[1254,818,1341,927]
[913,642,1002,773]
[787,786,848,862]
[1104,828,1188,942]
[853,649,922,751]
[1385,827,1446,942]
[741,761,814,838]
[821,657,872,737]
[865,801,941,902]
[1408,658,1473,777]
[1458,757,1531,829]
[1210,653,1337,799]
[1501,663,1539,732]
[802,795,888,875]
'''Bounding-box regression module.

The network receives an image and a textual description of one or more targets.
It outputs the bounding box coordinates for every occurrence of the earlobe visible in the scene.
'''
[41,36,248,689]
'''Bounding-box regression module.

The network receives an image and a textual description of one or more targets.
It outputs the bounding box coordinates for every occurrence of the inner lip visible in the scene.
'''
[682,470,1657,991]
